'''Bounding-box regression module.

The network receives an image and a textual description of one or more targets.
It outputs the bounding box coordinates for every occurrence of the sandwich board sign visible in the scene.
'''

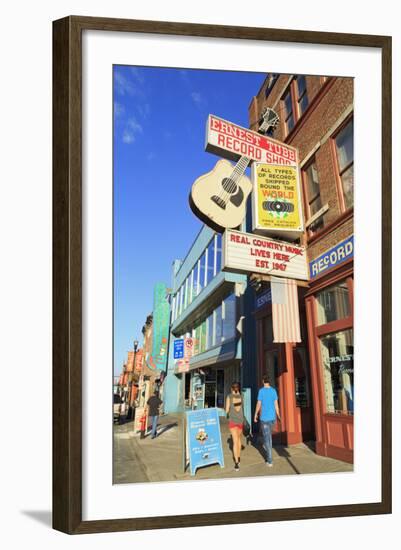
[185,408,224,475]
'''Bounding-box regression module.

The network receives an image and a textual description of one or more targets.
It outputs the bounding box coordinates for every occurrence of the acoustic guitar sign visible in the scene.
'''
[189,109,281,233]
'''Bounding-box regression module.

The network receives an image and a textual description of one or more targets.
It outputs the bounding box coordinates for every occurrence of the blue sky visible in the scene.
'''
[113,65,266,375]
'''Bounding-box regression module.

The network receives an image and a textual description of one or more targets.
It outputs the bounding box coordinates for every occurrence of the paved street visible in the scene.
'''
[113,413,353,484]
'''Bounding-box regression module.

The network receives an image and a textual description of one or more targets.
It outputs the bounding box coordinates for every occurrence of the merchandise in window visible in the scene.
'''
[320,329,354,414]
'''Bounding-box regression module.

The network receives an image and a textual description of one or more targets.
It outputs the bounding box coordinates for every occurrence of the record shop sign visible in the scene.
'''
[309,236,354,279]
[223,229,309,281]
[205,114,298,166]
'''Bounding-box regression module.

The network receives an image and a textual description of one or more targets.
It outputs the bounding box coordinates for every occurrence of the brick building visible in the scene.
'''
[249,75,354,462]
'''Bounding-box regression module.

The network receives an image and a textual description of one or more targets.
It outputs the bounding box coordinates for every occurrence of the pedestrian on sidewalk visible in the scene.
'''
[254,374,281,467]
[119,400,127,424]
[225,381,245,472]
[146,390,163,439]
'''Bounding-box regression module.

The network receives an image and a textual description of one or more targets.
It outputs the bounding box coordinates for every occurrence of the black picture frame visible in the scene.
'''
[53,15,392,534]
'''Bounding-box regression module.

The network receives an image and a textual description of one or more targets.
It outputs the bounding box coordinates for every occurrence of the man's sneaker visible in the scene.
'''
[234,462,240,472]
[266,462,273,467]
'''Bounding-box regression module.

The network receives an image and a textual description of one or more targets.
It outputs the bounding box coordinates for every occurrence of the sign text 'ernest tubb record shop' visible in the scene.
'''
[223,229,309,281]
[205,115,298,166]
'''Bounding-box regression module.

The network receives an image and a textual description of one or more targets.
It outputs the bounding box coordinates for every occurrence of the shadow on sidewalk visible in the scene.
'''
[148,422,178,438]
[245,432,301,474]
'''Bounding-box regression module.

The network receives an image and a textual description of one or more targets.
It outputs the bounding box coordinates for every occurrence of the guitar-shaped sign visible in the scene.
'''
[189,107,280,233]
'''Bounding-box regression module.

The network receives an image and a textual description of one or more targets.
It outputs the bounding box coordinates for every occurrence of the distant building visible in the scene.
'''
[163,225,257,416]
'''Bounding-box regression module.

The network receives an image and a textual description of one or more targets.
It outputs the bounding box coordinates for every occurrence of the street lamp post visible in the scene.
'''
[130,339,139,407]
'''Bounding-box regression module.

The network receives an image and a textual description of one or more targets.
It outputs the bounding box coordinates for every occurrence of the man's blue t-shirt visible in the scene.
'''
[257,386,278,422]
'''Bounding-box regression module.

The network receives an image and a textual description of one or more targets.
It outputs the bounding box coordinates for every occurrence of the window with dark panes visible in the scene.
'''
[215,233,222,275]
[335,119,354,209]
[205,238,215,286]
[283,88,294,134]
[316,281,351,325]
[296,76,308,116]
[198,252,206,293]
[304,161,324,232]
[193,262,199,299]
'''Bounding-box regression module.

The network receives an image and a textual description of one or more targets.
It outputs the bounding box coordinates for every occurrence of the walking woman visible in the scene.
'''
[226,381,245,471]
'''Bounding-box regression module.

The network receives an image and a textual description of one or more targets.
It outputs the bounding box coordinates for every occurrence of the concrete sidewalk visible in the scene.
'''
[114,412,352,484]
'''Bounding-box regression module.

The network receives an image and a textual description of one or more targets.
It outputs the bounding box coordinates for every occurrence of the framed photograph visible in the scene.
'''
[53,16,391,534]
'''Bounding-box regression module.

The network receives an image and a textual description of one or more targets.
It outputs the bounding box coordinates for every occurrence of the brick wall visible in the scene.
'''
[248,74,354,262]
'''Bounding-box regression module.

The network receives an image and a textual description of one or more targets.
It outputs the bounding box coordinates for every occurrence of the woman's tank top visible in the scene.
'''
[228,393,245,424]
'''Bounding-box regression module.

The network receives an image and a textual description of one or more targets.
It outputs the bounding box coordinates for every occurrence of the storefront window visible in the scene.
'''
[294,348,310,408]
[335,119,354,210]
[215,233,222,274]
[320,329,354,414]
[216,370,225,408]
[215,304,222,345]
[316,281,350,325]
[183,278,188,310]
[193,262,199,299]
[206,238,215,286]
[199,252,206,292]
[206,313,214,349]
[187,271,193,305]
[263,316,273,345]
[178,287,183,316]
[264,349,279,390]
[222,293,236,341]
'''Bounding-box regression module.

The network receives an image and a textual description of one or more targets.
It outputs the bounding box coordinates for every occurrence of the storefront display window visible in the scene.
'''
[192,262,199,299]
[206,238,215,286]
[222,293,236,341]
[294,348,310,408]
[199,252,206,292]
[215,233,222,274]
[263,316,273,345]
[206,313,214,349]
[316,281,350,325]
[215,304,222,345]
[320,328,354,414]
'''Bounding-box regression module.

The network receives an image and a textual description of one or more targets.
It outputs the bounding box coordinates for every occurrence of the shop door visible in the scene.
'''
[204,369,224,409]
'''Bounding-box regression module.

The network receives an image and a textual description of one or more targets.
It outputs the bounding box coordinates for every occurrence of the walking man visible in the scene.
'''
[254,374,281,467]
[146,390,163,439]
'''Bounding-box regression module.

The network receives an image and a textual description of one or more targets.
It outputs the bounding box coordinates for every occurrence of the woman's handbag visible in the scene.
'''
[243,418,251,437]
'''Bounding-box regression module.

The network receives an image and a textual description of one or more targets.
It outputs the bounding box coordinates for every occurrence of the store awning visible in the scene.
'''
[174,338,239,374]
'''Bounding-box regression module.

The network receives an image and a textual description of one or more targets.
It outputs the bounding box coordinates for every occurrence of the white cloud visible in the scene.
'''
[114,71,137,96]
[191,92,202,105]
[114,102,125,117]
[130,67,145,84]
[121,116,143,145]
[127,116,143,133]
[137,102,151,119]
[122,130,135,144]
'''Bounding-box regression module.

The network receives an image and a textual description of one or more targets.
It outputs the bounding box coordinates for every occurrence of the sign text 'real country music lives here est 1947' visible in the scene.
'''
[222,229,309,281]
